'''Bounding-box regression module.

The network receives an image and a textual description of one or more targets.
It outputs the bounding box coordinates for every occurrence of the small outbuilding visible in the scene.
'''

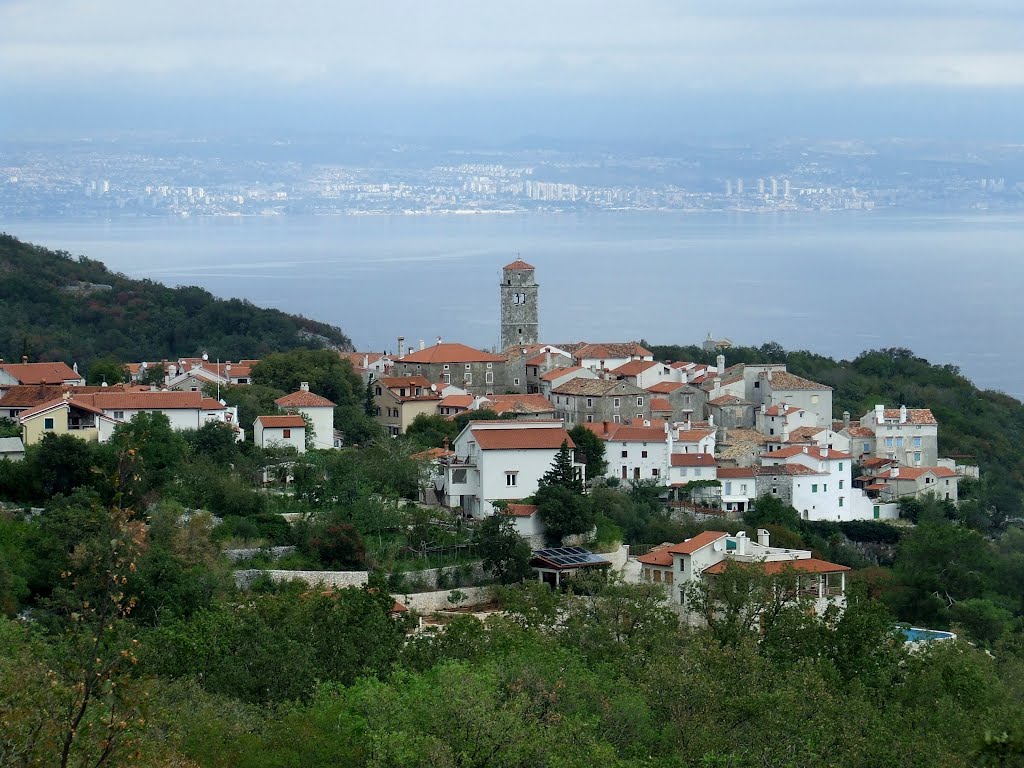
[530,546,611,588]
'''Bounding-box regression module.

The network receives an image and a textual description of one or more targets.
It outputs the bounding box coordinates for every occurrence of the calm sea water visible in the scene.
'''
[4,211,1023,399]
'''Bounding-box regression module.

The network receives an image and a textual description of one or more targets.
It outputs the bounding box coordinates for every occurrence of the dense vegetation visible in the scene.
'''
[647,341,1024,516]
[0,233,353,373]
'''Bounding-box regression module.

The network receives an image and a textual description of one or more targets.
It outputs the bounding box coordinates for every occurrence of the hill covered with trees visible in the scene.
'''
[0,233,353,370]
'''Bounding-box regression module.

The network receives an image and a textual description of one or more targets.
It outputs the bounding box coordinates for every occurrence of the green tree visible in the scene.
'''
[364,377,376,416]
[405,413,459,450]
[475,515,531,584]
[535,483,595,546]
[109,411,187,501]
[745,493,802,530]
[540,439,583,493]
[84,357,127,386]
[568,424,608,481]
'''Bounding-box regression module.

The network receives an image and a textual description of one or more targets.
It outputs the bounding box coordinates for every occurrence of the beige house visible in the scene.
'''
[373,376,441,436]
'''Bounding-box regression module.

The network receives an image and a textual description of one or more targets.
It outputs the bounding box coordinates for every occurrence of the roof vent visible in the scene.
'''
[299,381,310,392]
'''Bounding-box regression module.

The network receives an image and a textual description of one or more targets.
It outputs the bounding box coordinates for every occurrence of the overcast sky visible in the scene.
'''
[2,0,1022,139]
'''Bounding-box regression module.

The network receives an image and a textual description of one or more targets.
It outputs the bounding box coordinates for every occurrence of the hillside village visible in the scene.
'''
[0,260,980,616]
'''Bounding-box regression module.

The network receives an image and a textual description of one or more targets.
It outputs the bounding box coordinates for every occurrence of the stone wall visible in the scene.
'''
[394,562,488,590]
[223,546,296,563]
[400,586,493,614]
[234,569,369,590]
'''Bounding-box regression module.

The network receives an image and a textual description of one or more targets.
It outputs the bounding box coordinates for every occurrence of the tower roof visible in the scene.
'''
[503,259,534,270]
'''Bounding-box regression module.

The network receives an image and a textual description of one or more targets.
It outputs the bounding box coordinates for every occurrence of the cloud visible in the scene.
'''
[2,0,1024,91]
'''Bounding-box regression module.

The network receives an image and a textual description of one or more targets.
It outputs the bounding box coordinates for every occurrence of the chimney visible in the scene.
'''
[843,410,850,429]
[735,533,747,556]
[820,448,827,458]
[802,446,809,454]
[419,339,425,351]
[757,528,770,547]
[874,404,884,422]
[545,351,552,370]
[63,391,70,401]
[398,337,405,358]
[436,336,442,346]
[891,466,899,478]
[716,353,725,376]
[21,355,28,364]
[300,381,310,392]
[362,354,369,369]
[899,404,908,424]
[708,414,714,428]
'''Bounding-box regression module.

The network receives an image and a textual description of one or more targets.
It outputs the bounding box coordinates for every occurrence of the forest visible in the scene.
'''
[0,234,353,370]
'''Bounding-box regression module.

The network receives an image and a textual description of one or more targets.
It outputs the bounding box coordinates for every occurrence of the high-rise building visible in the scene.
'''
[725,180,733,196]
[770,178,778,197]
[736,179,744,195]
[500,259,539,351]
[783,179,791,198]
[757,178,765,195]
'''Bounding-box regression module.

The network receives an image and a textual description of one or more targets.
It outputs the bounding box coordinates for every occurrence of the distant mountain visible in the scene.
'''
[0,233,353,371]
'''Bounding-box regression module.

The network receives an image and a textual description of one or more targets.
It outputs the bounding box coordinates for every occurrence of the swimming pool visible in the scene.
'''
[900,626,957,643]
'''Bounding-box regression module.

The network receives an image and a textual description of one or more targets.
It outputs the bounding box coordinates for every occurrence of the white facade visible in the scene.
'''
[860,404,939,466]
[445,420,582,517]
[254,417,306,453]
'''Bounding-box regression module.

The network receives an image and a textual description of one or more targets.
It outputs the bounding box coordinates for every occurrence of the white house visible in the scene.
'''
[444,420,583,517]
[585,421,670,484]
[717,466,757,514]
[859,404,939,466]
[275,382,336,450]
[539,366,598,401]
[758,445,897,521]
[609,359,681,389]
[0,359,84,394]
[755,403,818,441]
[253,414,306,452]
[563,341,654,373]
[636,528,849,617]
[498,503,546,548]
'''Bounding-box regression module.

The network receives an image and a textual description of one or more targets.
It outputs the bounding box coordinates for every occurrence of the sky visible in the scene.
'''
[2,0,1023,140]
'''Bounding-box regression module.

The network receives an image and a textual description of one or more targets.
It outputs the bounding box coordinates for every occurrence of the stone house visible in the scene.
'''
[858,404,939,466]
[646,380,707,423]
[759,370,834,427]
[372,376,441,436]
[393,341,509,397]
[550,378,651,426]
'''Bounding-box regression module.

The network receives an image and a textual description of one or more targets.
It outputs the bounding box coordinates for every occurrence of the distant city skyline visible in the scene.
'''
[1,2,1023,140]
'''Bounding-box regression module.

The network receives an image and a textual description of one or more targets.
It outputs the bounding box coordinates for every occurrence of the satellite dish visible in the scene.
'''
[430,384,437,392]
[202,352,209,361]
[713,541,724,552]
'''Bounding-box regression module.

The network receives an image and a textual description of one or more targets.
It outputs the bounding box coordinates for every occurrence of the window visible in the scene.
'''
[823,483,828,492]
[485,372,493,384]
[613,414,621,423]
[283,429,291,438]
[465,363,472,370]
[838,462,843,471]
[913,437,922,447]
[725,481,732,494]
[465,373,472,385]
[895,437,904,447]
[586,397,593,408]
[740,483,748,493]
[113,410,124,420]
[679,468,688,477]
[771,486,778,494]
[863,442,870,453]
[486,362,492,369]
[586,415,593,423]
[914,451,921,463]
[885,437,894,447]
[44,417,54,430]
[811,394,819,404]
[375,386,382,396]
[443,364,450,370]
[652,468,660,477]
[641,450,648,458]
[811,484,818,493]
[636,414,643,420]
[613,398,620,408]
[514,378,520,386]
[839,497,844,507]
[621,450,628,458]
[839,480,844,489]
[754,381,760,388]
[506,472,518,487]
[769,428,775,436]
[443,374,451,384]
[873,505,880,519]
[637,396,644,407]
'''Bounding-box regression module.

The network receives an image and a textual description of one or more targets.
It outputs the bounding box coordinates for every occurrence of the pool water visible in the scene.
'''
[900,627,957,643]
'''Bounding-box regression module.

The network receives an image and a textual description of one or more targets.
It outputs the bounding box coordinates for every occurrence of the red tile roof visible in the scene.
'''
[709,394,749,406]
[275,390,336,408]
[398,343,505,364]
[470,424,575,451]
[611,359,659,377]
[650,397,673,412]
[570,342,654,361]
[439,394,475,409]
[889,466,958,480]
[880,408,938,426]
[863,457,898,469]
[702,558,850,576]
[763,404,801,417]
[673,428,714,443]
[501,503,538,517]
[411,447,455,461]
[762,445,851,460]
[637,543,675,566]
[484,394,555,415]
[0,362,81,385]
[504,259,535,270]
[646,381,686,394]
[257,415,306,428]
[19,397,105,420]
[717,467,756,478]
[0,384,123,408]
[670,453,717,467]
[540,365,584,383]
[583,422,665,442]
[379,376,433,389]
[668,531,728,555]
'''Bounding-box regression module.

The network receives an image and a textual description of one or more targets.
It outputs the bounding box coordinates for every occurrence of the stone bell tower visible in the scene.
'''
[500,259,539,351]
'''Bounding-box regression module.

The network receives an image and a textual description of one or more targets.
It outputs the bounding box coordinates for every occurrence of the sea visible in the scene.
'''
[3,210,1022,400]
